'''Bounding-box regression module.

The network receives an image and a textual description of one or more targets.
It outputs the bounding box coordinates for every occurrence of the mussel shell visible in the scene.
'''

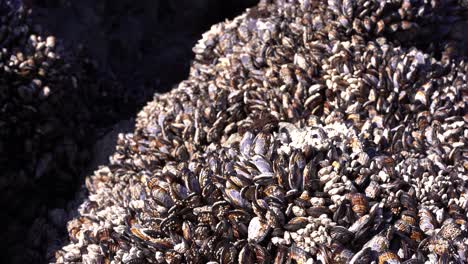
[330,226,354,244]
[289,245,310,264]
[252,155,273,174]
[151,186,175,208]
[248,217,271,243]
[240,132,254,157]
[225,188,250,209]
[306,206,332,218]
[284,217,308,231]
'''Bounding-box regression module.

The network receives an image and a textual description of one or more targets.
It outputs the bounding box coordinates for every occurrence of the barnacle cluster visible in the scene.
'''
[51,0,467,263]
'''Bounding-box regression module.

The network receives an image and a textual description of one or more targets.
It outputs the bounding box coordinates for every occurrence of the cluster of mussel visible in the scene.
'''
[0,1,135,263]
[55,0,467,263]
